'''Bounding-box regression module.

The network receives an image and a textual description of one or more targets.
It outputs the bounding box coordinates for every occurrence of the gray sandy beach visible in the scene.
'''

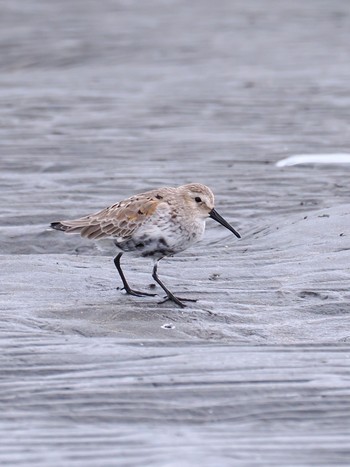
[1,0,350,465]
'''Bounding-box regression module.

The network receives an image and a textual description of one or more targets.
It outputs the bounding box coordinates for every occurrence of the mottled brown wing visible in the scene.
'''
[52,193,162,240]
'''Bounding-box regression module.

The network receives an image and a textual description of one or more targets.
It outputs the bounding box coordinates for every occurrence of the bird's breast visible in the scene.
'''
[115,209,205,258]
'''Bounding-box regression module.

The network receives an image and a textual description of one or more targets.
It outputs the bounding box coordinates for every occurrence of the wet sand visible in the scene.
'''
[1,0,350,465]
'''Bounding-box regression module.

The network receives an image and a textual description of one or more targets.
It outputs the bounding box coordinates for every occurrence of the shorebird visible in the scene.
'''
[51,183,240,307]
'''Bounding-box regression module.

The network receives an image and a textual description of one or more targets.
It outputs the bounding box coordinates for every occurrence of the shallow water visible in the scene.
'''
[1,0,350,465]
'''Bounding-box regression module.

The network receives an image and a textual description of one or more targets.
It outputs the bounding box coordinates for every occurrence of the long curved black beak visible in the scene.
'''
[209,209,241,238]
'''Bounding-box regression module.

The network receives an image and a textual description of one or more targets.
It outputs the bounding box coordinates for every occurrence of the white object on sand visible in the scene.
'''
[276,154,350,167]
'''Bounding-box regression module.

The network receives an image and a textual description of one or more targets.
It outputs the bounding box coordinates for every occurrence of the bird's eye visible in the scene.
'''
[195,197,202,203]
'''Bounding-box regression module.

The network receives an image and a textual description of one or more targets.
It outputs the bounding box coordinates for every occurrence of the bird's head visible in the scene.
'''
[179,183,241,238]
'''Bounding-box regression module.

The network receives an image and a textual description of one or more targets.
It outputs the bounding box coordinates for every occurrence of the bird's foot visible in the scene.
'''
[121,287,157,297]
[158,294,197,308]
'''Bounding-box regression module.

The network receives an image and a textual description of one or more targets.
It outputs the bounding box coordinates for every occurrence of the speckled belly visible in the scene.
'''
[115,214,205,259]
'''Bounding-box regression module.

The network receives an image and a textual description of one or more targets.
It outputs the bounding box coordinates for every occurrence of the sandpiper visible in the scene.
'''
[51,183,240,307]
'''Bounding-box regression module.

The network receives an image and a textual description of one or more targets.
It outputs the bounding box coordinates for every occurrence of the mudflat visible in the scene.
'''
[1,1,350,465]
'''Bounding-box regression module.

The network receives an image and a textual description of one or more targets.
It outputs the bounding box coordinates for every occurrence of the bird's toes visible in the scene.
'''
[158,297,186,308]
[122,288,157,297]
[138,291,158,297]
[161,294,197,303]
[158,295,192,308]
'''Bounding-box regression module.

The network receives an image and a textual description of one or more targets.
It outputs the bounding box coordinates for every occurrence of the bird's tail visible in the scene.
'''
[50,221,69,231]
[50,217,109,239]
[50,219,89,234]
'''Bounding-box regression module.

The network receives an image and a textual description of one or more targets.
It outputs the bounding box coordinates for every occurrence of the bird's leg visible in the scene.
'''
[152,261,196,308]
[113,253,157,297]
